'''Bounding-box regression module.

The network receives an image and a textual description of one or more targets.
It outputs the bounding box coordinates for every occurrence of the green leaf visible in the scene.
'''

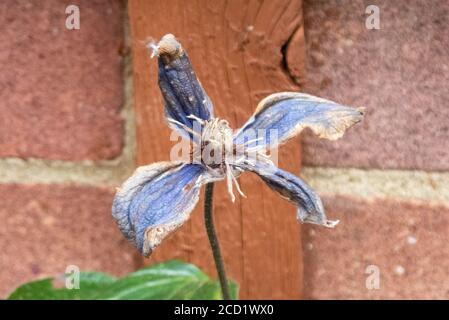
[7,260,239,300]
[8,272,116,300]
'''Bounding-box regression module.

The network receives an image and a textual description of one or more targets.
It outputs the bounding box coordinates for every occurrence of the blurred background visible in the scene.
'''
[0,0,448,299]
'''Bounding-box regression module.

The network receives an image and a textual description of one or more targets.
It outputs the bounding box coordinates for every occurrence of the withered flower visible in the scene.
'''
[112,34,363,257]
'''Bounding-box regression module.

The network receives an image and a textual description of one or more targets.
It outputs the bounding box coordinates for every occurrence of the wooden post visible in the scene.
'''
[128,0,305,299]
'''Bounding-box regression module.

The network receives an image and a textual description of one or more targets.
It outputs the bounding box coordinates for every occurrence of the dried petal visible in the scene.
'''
[237,161,338,228]
[234,92,364,148]
[112,161,208,257]
[156,34,214,140]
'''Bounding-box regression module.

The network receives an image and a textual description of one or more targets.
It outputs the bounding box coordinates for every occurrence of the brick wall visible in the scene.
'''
[0,0,139,297]
[1,0,447,299]
[301,0,449,299]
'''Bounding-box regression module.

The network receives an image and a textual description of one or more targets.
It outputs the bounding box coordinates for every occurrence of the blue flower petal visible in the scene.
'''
[237,161,338,228]
[156,34,214,139]
[112,162,207,257]
[234,92,363,148]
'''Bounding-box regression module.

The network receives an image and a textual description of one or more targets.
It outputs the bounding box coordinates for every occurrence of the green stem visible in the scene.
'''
[204,182,231,300]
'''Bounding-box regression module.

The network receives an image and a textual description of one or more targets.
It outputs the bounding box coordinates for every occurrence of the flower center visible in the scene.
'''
[186,117,244,202]
[172,115,271,202]
[200,118,234,169]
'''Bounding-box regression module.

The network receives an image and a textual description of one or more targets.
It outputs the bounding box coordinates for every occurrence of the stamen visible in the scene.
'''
[200,117,246,202]
[146,39,160,58]
[230,171,246,198]
[186,114,207,125]
[225,163,236,203]
[167,118,201,138]
[242,137,264,146]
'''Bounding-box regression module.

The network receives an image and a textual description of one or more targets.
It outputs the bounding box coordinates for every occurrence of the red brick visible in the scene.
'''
[0,0,125,161]
[302,0,449,170]
[303,195,449,299]
[0,184,140,297]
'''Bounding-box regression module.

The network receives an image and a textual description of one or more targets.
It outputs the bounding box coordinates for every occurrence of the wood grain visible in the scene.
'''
[128,0,305,299]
